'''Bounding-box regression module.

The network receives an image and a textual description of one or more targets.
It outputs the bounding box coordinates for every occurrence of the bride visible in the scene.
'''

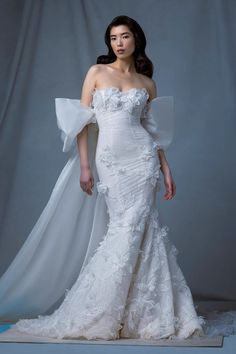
[0,15,207,340]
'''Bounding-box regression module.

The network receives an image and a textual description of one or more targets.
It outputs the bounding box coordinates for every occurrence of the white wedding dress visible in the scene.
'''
[4,86,234,340]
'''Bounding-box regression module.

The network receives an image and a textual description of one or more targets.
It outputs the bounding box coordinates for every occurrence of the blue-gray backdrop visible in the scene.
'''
[0,0,235,302]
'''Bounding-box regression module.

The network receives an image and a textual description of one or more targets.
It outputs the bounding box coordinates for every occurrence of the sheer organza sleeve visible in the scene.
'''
[55,98,97,153]
[140,96,174,151]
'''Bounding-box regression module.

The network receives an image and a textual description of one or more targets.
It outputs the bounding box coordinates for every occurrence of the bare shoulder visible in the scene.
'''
[139,74,157,100]
[85,64,103,77]
[80,65,102,105]
[85,63,110,83]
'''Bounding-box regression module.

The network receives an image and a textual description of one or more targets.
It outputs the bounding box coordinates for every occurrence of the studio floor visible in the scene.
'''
[0,324,235,354]
[0,336,235,354]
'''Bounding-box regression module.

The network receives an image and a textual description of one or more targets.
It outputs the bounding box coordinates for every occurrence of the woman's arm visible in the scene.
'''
[148,79,176,200]
[77,65,99,195]
[158,149,176,200]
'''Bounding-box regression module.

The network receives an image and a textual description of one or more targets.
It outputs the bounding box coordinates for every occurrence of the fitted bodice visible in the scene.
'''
[91,87,149,131]
[91,87,154,160]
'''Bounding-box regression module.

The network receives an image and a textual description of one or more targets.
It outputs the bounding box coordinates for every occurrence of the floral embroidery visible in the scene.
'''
[141,141,159,161]
[141,148,154,161]
[92,87,149,115]
[98,146,117,168]
[96,182,108,195]
[117,166,127,174]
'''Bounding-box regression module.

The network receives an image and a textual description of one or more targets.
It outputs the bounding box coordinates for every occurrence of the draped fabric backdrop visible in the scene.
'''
[0,0,235,310]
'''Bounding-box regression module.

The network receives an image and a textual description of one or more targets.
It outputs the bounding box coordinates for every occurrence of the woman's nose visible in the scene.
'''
[117,37,123,46]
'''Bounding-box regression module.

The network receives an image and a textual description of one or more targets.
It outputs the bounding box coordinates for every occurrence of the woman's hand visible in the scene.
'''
[163,169,176,200]
[80,166,94,195]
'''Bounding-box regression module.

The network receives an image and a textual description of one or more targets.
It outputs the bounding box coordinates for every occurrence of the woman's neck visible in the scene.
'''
[110,58,136,74]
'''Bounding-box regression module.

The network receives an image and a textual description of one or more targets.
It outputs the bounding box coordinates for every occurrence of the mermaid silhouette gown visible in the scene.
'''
[1,87,205,340]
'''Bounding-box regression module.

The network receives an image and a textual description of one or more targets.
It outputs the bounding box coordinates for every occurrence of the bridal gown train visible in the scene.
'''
[1,87,205,340]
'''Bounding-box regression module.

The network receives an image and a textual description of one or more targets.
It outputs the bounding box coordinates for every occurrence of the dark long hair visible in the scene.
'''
[96,15,153,78]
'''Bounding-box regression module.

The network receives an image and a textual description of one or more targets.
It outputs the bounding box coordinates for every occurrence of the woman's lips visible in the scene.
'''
[117,49,124,54]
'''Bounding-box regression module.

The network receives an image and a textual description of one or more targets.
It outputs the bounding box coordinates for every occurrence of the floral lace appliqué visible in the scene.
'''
[92,87,149,115]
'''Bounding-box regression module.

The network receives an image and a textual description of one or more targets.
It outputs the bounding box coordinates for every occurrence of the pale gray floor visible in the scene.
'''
[0,336,235,354]
[1,301,236,353]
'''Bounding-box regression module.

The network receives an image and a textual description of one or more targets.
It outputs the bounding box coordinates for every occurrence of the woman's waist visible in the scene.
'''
[98,123,151,138]
[96,134,158,161]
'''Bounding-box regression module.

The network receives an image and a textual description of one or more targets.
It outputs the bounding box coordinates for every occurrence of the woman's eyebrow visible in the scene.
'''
[110,32,130,37]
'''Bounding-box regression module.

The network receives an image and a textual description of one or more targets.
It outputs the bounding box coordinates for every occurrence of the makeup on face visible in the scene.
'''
[110,26,135,57]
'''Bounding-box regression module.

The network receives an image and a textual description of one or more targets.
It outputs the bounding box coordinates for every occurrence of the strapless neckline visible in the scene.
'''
[92,86,149,98]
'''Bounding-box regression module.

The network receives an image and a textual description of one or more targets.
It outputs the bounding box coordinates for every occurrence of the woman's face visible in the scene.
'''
[110,25,135,59]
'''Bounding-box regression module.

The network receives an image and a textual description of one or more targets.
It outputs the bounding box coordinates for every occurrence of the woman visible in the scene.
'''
[1,15,205,340]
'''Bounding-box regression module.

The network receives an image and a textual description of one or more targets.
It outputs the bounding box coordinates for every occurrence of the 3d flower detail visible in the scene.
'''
[92,87,148,114]
[140,146,156,161]
[121,93,144,114]
[130,223,143,232]
[96,181,108,195]
[152,141,160,150]
[99,146,116,168]
[117,167,127,174]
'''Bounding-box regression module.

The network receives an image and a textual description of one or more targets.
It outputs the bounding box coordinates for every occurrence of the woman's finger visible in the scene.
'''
[164,181,173,200]
[91,176,94,189]
[80,182,89,192]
